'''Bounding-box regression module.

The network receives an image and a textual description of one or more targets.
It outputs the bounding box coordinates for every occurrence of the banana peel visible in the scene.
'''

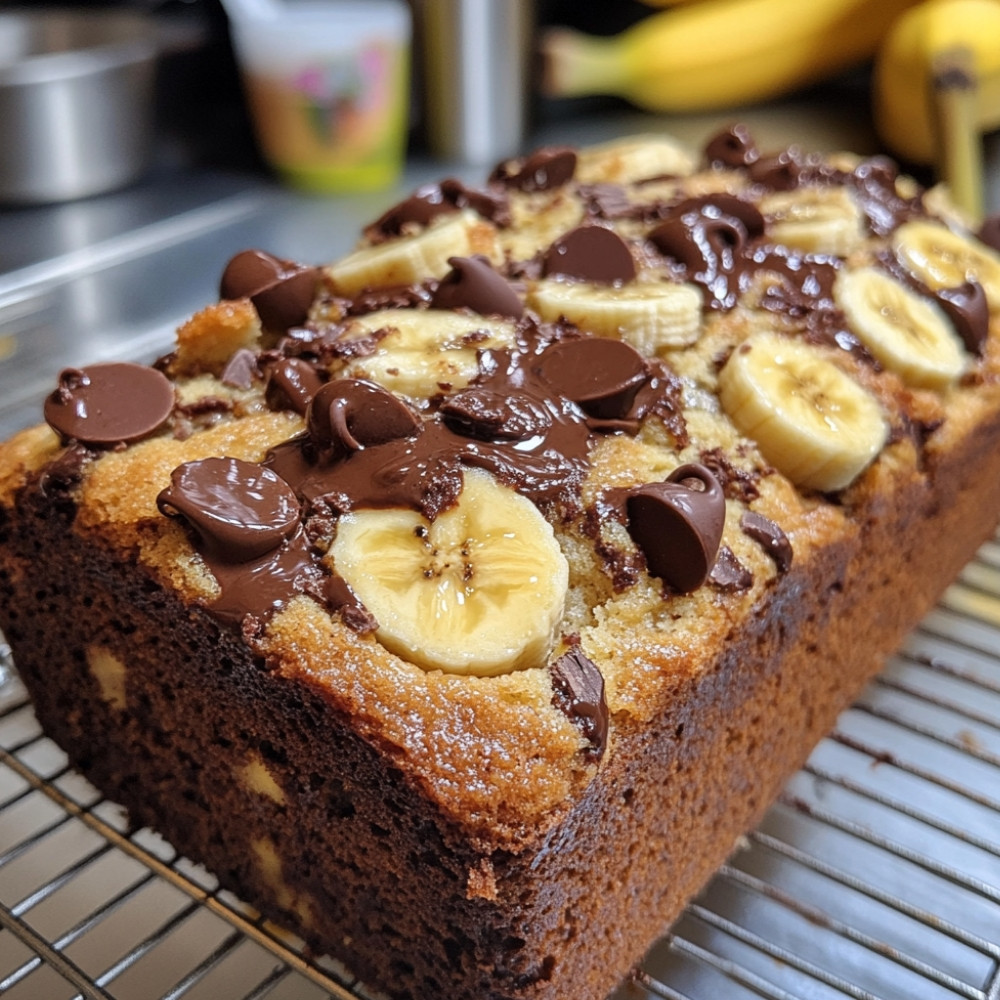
[541,0,923,113]
[873,0,1000,219]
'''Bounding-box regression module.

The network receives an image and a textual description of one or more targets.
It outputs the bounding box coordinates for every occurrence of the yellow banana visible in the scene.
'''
[873,0,1000,186]
[541,0,922,112]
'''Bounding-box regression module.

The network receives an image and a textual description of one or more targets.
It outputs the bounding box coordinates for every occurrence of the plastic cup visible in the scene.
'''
[230,1,410,193]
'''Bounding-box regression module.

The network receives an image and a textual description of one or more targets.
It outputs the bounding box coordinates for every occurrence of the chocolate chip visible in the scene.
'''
[935,281,989,355]
[709,545,753,591]
[157,456,302,563]
[220,348,260,389]
[492,146,577,192]
[542,226,637,284]
[307,378,421,458]
[430,256,524,318]
[740,510,793,573]
[220,250,319,332]
[533,338,648,420]
[549,647,608,759]
[266,357,326,414]
[704,123,760,169]
[749,149,804,191]
[44,363,175,447]
[625,463,726,593]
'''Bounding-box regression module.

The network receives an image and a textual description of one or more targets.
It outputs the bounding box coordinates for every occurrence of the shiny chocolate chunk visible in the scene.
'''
[44,363,174,447]
[492,146,577,192]
[542,226,637,284]
[549,647,608,759]
[431,256,524,317]
[740,510,793,573]
[307,378,421,458]
[266,357,326,415]
[935,281,989,355]
[220,250,320,332]
[534,338,648,420]
[220,348,260,389]
[440,387,552,442]
[709,545,753,591]
[704,123,760,169]
[749,148,804,191]
[625,463,726,592]
[157,456,301,563]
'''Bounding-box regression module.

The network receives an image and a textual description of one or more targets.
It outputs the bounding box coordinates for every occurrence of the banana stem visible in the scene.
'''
[932,47,984,222]
[539,28,626,98]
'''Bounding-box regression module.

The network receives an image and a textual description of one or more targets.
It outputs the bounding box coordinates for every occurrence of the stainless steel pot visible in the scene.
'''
[0,9,158,204]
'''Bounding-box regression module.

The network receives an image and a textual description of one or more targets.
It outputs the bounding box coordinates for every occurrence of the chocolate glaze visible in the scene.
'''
[490,147,577,192]
[44,363,175,448]
[220,250,320,333]
[430,256,524,318]
[740,510,793,574]
[549,647,609,760]
[624,463,726,593]
[542,226,637,284]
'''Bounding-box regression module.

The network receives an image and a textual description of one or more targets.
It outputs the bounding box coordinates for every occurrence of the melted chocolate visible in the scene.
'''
[490,147,577,192]
[935,281,989,355]
[533,338,648,420]
[740,510,793,573]
[430,256,524,318]
[624,463,726,593]
[549,647,608,759]
[157,457,301,563]
[704,123,760,169]
[265,357,326,415]
[44,363,174,447]
[221,348,260,389]
[542,226,637,284]
[220,250,320,332]
[366,178,509,241]
[709,545,753,591]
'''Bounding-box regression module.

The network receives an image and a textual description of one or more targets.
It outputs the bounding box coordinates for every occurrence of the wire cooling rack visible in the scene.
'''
[0,540,998,1000]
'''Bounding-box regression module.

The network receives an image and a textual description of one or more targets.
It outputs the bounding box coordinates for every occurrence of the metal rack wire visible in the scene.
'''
[0,539,998,1000]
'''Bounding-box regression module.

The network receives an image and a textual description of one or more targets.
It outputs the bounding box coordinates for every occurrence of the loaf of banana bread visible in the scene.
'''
[3,126,1000,1000]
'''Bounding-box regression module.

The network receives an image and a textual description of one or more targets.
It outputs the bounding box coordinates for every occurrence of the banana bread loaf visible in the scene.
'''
[3,126,1000,1000]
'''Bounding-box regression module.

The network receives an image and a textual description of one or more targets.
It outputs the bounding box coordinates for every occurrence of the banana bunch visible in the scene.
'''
[540,0,922,113]
[873,0,1000,218]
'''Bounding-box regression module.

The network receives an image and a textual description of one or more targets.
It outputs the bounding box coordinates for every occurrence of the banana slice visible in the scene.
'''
[761,186,866,257]
[527,279,702,354]
[337,308,517,400]
[574,134,696,184]
[718,332,888,492]
[835,266,967,389]
[327,212,498,298]
[330,469,568,676]
[893,220,1000,310]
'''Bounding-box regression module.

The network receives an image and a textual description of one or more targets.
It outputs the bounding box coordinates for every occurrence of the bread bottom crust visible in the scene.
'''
[3,404,1000,1000]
